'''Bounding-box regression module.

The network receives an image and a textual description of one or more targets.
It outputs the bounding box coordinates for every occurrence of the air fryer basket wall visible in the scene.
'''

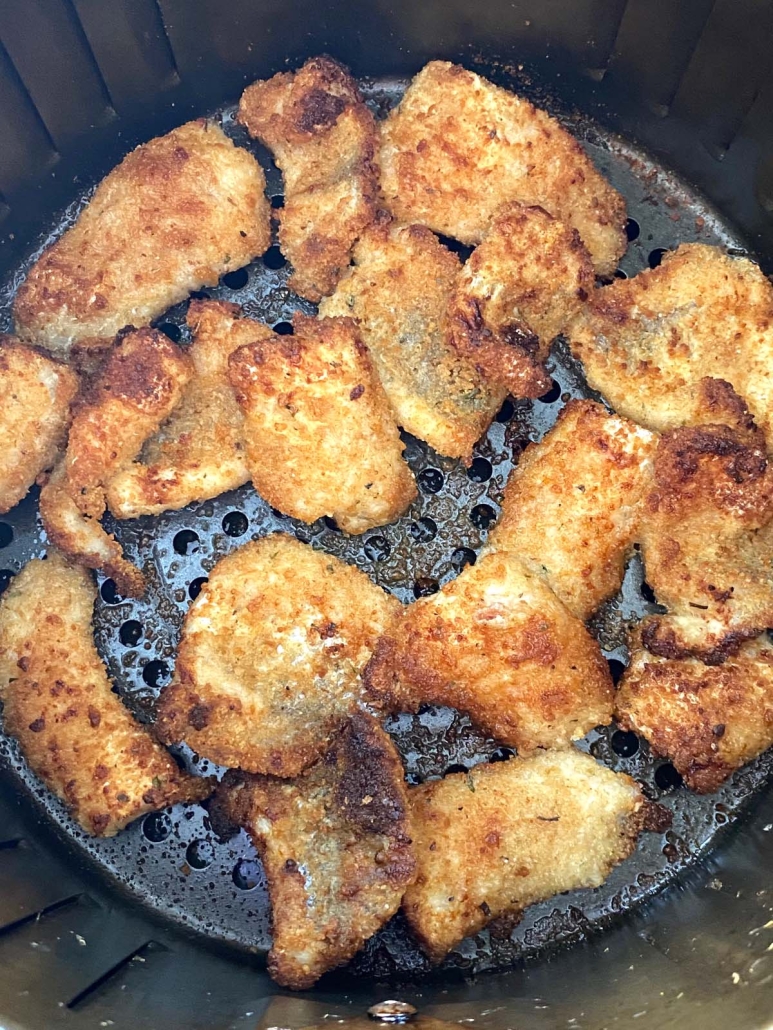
[2,2,773,1029]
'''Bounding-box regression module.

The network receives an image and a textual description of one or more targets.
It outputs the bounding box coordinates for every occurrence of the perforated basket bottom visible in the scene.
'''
[0,75,769,983]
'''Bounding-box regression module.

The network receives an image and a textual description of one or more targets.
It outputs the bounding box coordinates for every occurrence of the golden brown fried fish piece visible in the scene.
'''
[0,552,209,836]
[0,337,78,514]
[364,549,613,751]
[238,56,377,302]
[569,244,773,447]
[105,301,249,517]
[490,400,656,620]
[403,750,646,962]
[228,313,416,534]
[617,630,773,793]
[156,535,399,776]
[378,62,626,276]
[211,713,415,990]
[445,203,594,397]
[320,219,504,463]
[14,121,270,359]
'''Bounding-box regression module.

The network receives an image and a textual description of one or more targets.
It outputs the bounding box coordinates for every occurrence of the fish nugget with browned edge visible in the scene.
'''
[156,535,400,776]
[403,749,646,962]
[211,713,415,989]
[320,219,505,463]
[378,62,626,275]
[490,400,656,620]
[14,120,271,359]
[0,552,210,836]
[238,56,378,302]
[445,203,595,397]
[228,313,416,534]
[364,549,613,751]
[0,337,79,514]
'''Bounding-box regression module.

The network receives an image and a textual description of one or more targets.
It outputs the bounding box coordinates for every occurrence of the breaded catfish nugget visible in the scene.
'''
[378,62,626,275]
[14,120,271,358]
[156,535,399,776]
[445,203,594,397]
[239,56,377,301]
[365,549,613,751]
[320,220,504,462]
[229,313,416,534]
[569,245,773,448]
[404,750,646,962]
[617,630,773,793]
[211,714,415,989]
[0,337,78,513]
[0,552,209,836]
[490,400,656,620]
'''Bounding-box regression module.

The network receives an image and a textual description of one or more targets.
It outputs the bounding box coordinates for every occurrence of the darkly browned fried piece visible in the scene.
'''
[211,713,415,989]
[238,56,378,302]
[445,203,594,397]
[0,552,209,835]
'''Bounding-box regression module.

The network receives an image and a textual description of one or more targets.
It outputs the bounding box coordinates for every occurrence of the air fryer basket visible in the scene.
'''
[2,2,773,1029]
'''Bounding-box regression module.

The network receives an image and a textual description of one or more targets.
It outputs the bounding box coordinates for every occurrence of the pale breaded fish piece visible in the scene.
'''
[228,312,416,534]
[105,301,249,518]
[210,713,415,989]
[490,400,656,620]
[14,120,271,359]
[569,245,773,449]
[403,749,646,962]
[156,535,400,777]
[0,337,79,514]
[238,56,378,302]
[320,219,505,463]
[617,630,773,793]
[0,552,210,836]
[445,203,595,398]
[378,62,626,276]
[364,549,613,752]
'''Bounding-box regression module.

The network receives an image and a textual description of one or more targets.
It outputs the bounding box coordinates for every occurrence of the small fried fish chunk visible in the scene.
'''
[0,552,209,836]
[14,120,271,358]
[320,220,504,463]
[569,245,773,448]
[490,400,656,620]
[156,535,399,776]
[378,62,626,275]
[211,713,415,989]
[238,56,377,302]
[403,749,646,962]
[364,549,613,751]
[228,313,416,534]
[0,337,78,514]
[617,631,773,793]
[445,203,594,397]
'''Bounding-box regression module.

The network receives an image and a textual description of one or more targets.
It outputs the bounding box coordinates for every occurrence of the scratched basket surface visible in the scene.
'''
[0,76,769,983]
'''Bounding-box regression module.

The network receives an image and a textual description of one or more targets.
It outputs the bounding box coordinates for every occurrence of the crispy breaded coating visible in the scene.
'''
[0,552,209,835]
[0,337,78,514]
[156,535,399,776]
[14,120,271,358]
[364,549,613,751]
[490,400,656,620]
[320,220,504,462]
[378,62,626,276]
[228,313,416,534]
[617,631,773,793]
[445,203,594,397]
[211,713,415,989]
[238,56,377,302]
[403,750,646,962]
[105,302,249,517]
[569,245,773,447]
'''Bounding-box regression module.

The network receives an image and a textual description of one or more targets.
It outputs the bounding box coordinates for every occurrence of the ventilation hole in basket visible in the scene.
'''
[222,511,248,537]
[273,320,294,335]
[119,620,143,646]
[470,503,496,530]
[188,577,208,600]
[233,858,262,890]
[263,245,286,270]
[655,763,683,791]
[271,193,285,209]
[435,234,474,262]
[364,535,391,561]
[648,248,668,269]
[157,322,182,342]
[100,578,121,605]
[451,547,477,572]
[538,380,561,404]
[142,660,170,689]
[611,729,640,758]
[467,457,492,483]
[221,267,249,290]
[0,524,12,549]
[143,812,172,843]
[490,746,515,763]
[322,516,340,533]
[496,398,515,423]
[413,577,439,598]
[418,468,444,494]
[625,217,640,242]
[186,839,215,870]
[173,529,200,556]
[641,581,657,604]
[614,269,628,279]
[409,517,437,542]
[608,658,626,684]
[444,763,469,777]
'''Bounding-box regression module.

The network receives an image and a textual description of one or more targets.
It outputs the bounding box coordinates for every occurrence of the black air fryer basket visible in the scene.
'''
[2,2,773,1028]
